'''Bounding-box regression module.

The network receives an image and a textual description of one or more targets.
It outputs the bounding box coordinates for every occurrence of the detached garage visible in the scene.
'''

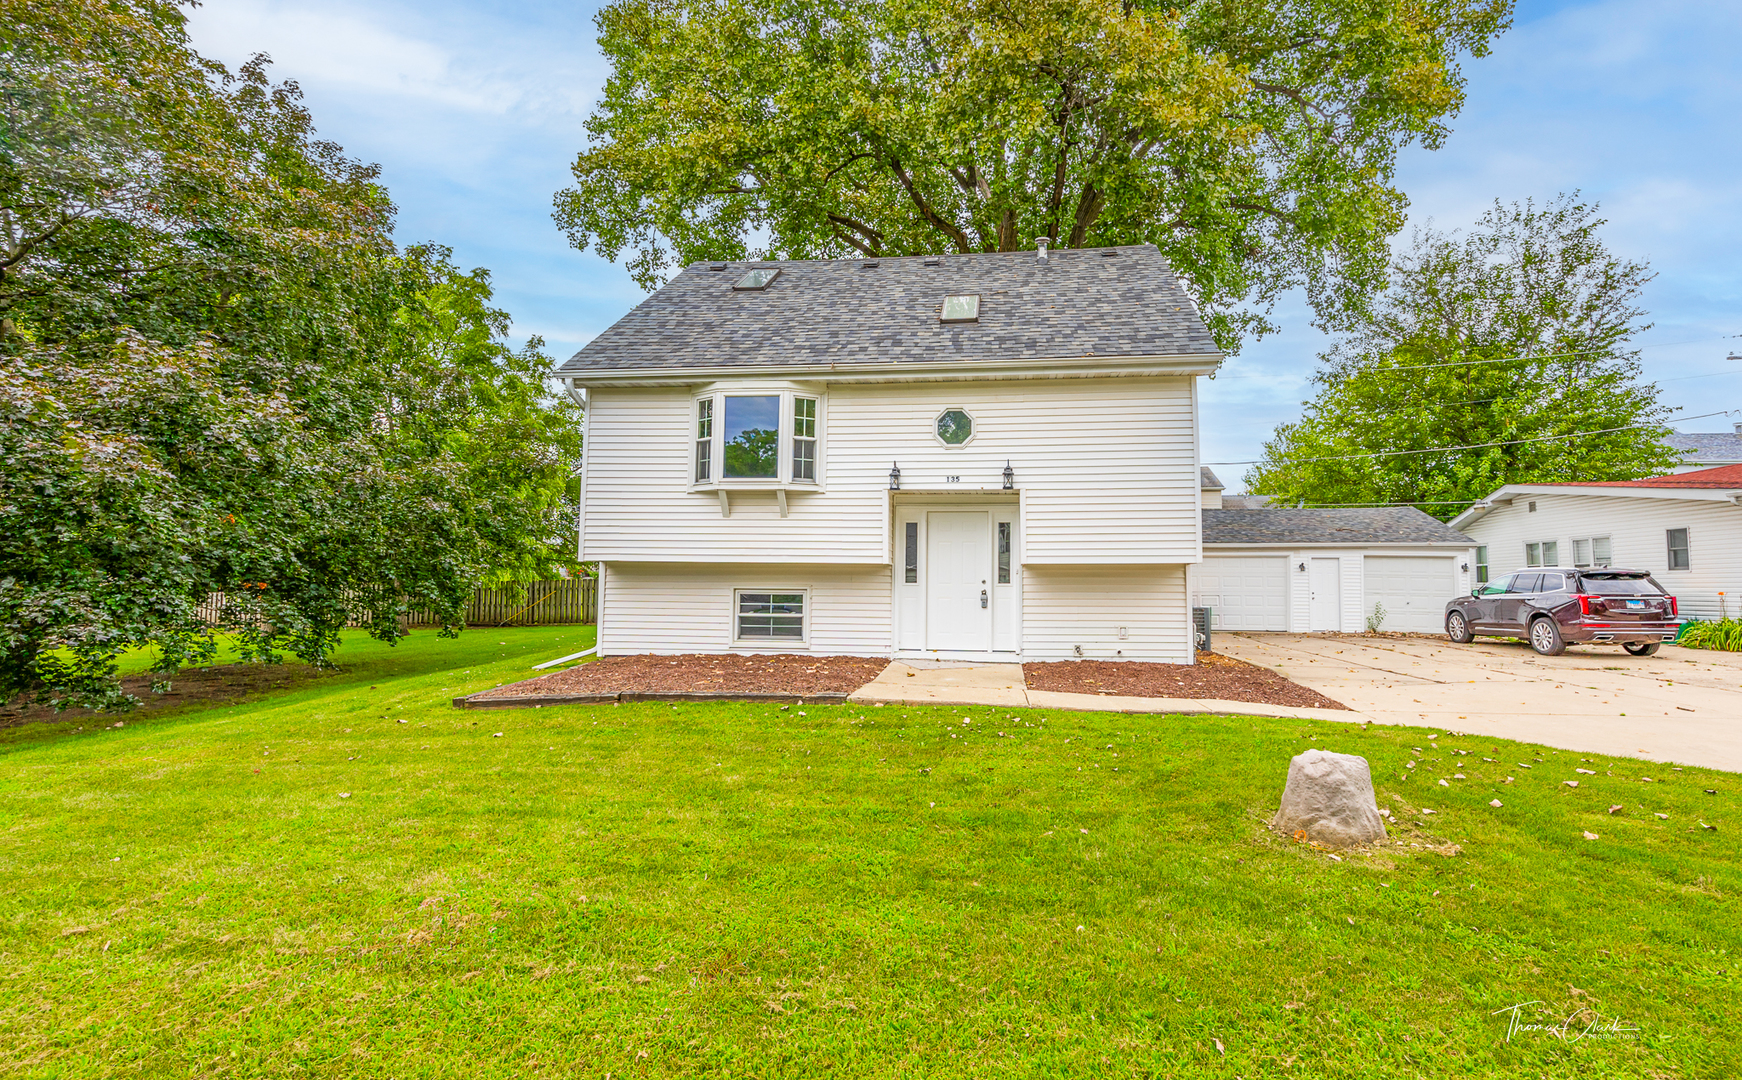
[1190,506,1477,635]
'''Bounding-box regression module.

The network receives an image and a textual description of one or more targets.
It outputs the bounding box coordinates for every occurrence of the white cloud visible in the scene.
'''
[187,0,598,118]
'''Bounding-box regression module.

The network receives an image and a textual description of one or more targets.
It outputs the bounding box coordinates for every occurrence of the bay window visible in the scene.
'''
[691,387,822,487]
[694,398,713,482]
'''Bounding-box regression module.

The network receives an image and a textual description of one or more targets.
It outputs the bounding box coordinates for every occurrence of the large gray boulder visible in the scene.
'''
[1272,750,1387,848]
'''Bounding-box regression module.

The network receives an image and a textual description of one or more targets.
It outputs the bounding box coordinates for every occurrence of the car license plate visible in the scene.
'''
[1627,600,1645,609]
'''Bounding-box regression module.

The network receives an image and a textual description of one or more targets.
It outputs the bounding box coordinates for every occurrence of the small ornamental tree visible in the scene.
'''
[1245,195,1678,515]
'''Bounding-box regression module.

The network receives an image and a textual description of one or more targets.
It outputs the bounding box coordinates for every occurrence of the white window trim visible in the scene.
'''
[933,406,977,448]
[689,386,826,492]
[731,587,810,648]
[1570,535,1612,568]
[1666,527,1692,572]
[1525,540,1559,568]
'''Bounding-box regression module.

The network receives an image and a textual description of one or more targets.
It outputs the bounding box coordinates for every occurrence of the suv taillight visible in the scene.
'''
[1669,596,1679,617]
[1576,594,1596,616]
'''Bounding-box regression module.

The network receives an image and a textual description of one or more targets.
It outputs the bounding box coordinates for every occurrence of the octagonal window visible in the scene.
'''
[935,409,973,445]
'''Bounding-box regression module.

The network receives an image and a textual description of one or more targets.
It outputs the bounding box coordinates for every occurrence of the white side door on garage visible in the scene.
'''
[1363,555,1458,633]
[1195,556,1289,631]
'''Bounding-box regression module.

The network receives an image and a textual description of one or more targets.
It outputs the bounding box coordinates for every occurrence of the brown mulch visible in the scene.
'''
[1023,654,1350,711]
[470,653,891,700]
[1,662,330,727]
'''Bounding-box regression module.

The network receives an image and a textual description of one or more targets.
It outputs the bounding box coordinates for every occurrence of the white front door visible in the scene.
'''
[926,510,992,651]
[1309,557,1342,631]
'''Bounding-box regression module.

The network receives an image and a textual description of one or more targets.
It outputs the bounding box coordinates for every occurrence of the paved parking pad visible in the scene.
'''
[1217,633,1742,772]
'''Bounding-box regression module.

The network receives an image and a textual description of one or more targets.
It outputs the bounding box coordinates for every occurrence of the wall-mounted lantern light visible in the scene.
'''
[1461,562,1470,572]
[889,462,901,491]
[1002,460,1014,490]
[1297,562,1306,572]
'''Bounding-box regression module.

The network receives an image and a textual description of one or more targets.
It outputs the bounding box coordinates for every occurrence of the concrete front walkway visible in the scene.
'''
[847,660,1353,720]
[1217,633,1742,772]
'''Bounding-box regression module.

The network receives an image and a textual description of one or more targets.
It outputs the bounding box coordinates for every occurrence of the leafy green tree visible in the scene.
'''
[1245,194,1678,515]
[724,427,778,477]
[0,0,581,710]
[554,0,1513,348]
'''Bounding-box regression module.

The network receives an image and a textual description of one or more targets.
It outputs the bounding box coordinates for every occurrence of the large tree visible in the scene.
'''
[0,0,581,710]
[554,0,1513,349]
[1244,194,1678,514]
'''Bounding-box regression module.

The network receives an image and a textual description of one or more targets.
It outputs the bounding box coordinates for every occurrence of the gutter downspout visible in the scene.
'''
[565,378,588,561]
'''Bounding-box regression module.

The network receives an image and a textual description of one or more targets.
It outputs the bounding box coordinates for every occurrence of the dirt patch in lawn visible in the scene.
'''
[471,653,891,700]
[1023,653,1349,711]
[1,663,331,728]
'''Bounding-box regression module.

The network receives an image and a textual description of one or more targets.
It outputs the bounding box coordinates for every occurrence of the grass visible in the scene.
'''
[1,626,1737,1078]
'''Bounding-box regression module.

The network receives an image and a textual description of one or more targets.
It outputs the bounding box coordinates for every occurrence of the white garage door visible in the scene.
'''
[1195,556,1289,631]
[1363,556,1457,633]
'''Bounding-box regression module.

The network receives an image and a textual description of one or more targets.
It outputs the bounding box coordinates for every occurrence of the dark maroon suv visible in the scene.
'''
[1444,568,1682,656]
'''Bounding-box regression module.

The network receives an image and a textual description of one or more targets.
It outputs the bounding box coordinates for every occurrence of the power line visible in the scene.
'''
[1203,408,1737,468]
[1210,333,1738,380]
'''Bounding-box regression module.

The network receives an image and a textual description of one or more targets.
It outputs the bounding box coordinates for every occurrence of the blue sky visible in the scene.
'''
[188,0,1742,490]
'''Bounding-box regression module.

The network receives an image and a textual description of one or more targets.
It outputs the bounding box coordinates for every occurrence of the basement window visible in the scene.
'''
[735,590,807,643]
[941,294,980,322]
[734,268,780,290]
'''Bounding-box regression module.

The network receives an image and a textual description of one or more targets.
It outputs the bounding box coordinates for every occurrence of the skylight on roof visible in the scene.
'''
[940,294,980,323]
[734,268,780,290]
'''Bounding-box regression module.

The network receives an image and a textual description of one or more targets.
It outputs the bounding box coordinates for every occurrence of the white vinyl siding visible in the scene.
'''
[597,563,891,656]
[1459,493,1742,619]
[1022,564,1191,664]
[579,377,1199,565]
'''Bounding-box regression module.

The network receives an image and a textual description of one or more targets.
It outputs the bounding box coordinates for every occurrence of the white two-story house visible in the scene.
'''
[555,245,1222,662]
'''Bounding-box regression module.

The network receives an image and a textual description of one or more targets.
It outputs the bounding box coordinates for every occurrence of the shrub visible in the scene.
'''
[1677,619,1742,651]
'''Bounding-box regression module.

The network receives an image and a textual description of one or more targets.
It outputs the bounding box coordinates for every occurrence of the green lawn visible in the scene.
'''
[1,627,1736,1078]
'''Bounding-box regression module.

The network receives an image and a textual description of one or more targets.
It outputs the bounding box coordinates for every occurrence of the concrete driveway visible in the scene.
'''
[1217,633,1742,772]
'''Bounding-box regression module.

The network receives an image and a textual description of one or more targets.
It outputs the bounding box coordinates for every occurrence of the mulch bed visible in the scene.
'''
[1023,654,1349,711]
[1,663,329,728]
[468,653,891,701]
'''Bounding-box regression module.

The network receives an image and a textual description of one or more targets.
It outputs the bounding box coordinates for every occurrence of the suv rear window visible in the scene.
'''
[1578,573,1665,595]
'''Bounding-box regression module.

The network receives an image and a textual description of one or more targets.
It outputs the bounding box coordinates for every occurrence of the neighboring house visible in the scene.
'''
[1449,463,1742,620]
[1665,421,1742,473]
[1187,492,1477,635]
[1199,466,1224,509]
[555,245,1221,662]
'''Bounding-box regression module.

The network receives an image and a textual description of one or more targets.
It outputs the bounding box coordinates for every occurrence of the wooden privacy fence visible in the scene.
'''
[413,577,597,627]
[195,577,597,629]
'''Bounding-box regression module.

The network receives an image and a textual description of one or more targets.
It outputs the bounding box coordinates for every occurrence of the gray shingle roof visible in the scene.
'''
[558,245,1218,374]
[1203,507,1474,545]
[1666,430,1742,465]
[1199,466,1225,490]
